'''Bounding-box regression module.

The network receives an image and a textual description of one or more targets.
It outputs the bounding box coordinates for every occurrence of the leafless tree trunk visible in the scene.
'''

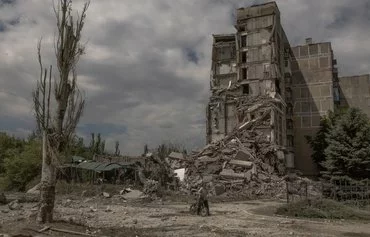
[33,0,90,223]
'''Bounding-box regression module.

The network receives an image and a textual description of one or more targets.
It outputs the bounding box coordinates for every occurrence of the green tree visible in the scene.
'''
[306,110,344,171]
[1,139,42,191]
[322,108,370,180]
[0,132,25,174]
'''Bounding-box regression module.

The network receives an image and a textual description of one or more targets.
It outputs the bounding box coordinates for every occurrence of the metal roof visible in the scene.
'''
[77,161,102,170]
[66,161,136,172]
[95,163,122,172]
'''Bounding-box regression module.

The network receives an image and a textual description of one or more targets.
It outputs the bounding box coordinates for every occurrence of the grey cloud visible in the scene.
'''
[0,0,369,155]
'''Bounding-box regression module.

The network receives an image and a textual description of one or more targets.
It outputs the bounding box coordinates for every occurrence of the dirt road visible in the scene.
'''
[1,196,369,237]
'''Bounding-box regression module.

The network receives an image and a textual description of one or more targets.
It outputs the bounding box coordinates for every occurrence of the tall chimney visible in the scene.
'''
[305,37,313,44]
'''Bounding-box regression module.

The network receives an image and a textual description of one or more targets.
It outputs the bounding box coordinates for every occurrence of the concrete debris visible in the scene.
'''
[8,200,22,211]
[184,115,291,198]
[102,192,111,198]
[119,188,132,195]
[122,189,143,200]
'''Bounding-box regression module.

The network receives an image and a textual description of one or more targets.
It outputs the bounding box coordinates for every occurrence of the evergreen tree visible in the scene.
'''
[306,110,344,171]
[322,108,370,180]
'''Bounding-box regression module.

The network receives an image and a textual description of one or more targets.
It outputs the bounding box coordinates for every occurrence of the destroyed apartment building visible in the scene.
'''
[185,2,295,198]
[185,1,369,197]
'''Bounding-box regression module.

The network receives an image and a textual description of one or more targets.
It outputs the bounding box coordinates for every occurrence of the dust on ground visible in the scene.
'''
[1,193,370,237]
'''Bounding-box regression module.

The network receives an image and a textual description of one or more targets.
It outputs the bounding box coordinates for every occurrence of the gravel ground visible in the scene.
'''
[1,194,370,237]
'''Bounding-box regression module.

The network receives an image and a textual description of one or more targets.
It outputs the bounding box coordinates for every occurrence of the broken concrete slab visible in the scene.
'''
[202,150,214,156]
[229,159,253,168]
[102,192,111,198]
[8,200,22,210]
[168,152,185,160]
[203,175,213,183]
[220,169,245,179]
[197,156,218,163]
[234,149,253,161]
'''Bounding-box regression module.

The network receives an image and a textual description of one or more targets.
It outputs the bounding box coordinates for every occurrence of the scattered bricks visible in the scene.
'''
[234,149,253,161]
[228,160,253,168]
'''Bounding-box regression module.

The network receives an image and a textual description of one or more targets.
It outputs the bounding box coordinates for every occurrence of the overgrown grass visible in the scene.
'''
[276,198,370,220]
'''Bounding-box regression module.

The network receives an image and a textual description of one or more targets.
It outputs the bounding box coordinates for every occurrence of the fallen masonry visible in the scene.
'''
[183,105,317,199]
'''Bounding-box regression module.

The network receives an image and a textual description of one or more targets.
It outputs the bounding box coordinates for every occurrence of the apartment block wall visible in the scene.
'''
[291,41,336,175]
[338,74,370,117]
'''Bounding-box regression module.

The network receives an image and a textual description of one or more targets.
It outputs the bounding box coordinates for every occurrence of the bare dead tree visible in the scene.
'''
[33,0,90,223]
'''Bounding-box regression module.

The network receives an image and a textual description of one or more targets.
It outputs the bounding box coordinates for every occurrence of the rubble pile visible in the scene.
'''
[184,116,290,199]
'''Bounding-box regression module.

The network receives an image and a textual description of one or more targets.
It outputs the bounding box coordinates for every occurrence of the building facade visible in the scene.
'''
[290,40,338,175]
[206,1,370,176]
[206,2,294,168]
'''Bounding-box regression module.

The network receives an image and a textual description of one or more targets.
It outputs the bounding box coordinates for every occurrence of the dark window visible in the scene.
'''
[241,35,247,47]
[287,104,293,115]
[287,135,294,147]
[287,119,293,129]
[275,80,281,94]
[241,68,247,79]
[284,59,289,67]
[243,84,249,94]
[241,52,247,63]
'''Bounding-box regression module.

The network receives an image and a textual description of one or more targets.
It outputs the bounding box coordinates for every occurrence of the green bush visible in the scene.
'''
[1,140,42,191]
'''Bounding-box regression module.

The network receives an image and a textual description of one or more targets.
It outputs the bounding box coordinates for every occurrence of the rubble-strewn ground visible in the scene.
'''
[1,193,370,237]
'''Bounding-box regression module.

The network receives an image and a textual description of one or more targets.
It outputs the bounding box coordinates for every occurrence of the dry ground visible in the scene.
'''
[1,194,370,237]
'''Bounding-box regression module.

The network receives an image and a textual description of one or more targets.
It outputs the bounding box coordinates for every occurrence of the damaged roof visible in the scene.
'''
[60,161,135,172]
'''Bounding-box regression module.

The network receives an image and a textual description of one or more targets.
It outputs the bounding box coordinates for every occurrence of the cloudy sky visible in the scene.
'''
[0,0,369,155]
